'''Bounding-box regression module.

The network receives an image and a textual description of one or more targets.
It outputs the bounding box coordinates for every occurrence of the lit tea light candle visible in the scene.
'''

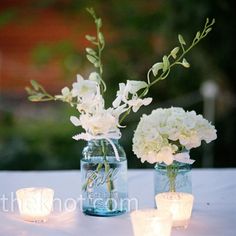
[131,209,172,236]
[16,187,54,222]
[155,192,194,229]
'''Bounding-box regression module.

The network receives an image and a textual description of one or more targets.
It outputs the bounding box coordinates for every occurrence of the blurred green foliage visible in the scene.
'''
[0,0,235,170]
[31,40,81,78]
[0,8,17,27]
[0,105,83,170]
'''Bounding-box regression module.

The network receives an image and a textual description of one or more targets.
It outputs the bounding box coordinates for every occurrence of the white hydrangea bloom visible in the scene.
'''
[133,107,217,165]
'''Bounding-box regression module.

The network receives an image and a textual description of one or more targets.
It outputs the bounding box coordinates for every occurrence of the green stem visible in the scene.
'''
[101,140,113,211]
[31,98,54,102]
[166,164,179,192]
[87,8,106,94]
[119,108,131,125]
[96,22,103,77]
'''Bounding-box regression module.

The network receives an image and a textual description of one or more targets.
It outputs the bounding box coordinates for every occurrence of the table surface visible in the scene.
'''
[0,169,235,236]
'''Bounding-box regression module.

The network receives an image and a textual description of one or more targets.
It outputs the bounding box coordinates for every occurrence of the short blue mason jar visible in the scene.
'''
[81,139,128,216]
[154,161,192,195]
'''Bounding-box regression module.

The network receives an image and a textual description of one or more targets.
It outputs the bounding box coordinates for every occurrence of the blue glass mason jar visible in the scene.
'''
[154,161,192,195]
[81,139,128,216]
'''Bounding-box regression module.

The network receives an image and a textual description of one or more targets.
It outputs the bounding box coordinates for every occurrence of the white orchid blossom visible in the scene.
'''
[72,74,98,98]
[112,80,151,113]
[111,104,129,121]
[77,88,105,114]
[66,72,153,139]
[55,87,73,104]
[71,108,120,136]
[113,80,148,107]
[126,80,148,94]
[128,97,152,112]
[88,72,101,84]
[112,83,127,108]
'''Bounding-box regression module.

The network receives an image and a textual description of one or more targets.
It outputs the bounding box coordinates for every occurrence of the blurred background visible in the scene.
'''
[0,0,235,170]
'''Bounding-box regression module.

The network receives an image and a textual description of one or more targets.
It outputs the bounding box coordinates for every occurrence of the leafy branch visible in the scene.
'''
[143,18,215,96]
[25,8,107,103]
[85,7,106,93]
[120,18,215,123]
[25,80,55,102]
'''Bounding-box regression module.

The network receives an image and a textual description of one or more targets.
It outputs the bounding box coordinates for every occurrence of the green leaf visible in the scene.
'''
[162,55,170,72]
[152,62,163,76]
[86,55,97,64]
[85,35,96,42]
[86,47,97,56]
[182,58,190,68]
[170,47,180,59]
[178,34,186,45]
[28,94,44,101]
[25,87,33,95]
[98,32,105,46]
[30,80,40,91]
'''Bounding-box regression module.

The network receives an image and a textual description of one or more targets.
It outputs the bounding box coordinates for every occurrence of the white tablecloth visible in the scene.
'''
[0,169,235,236]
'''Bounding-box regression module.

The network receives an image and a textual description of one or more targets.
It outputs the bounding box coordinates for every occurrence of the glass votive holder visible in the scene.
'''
[16,187,54,222]
[131,209,172,236]
[155,192,194,229]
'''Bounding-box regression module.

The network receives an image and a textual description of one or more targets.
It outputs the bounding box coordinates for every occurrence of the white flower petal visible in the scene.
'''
[70,116,81,126]
[112,96,122,108]
[61,87,70,95]
[126,80,148,94]
[76,74,84,82]
[88,72,101,84]
[142,97,152,106]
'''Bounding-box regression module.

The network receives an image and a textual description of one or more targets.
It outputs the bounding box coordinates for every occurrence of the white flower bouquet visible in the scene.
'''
[133,107,217,165]
[132,107,217,191]
[26,10,215,144]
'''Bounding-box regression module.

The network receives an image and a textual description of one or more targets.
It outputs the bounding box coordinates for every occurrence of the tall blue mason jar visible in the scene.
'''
[81,139,128,216]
